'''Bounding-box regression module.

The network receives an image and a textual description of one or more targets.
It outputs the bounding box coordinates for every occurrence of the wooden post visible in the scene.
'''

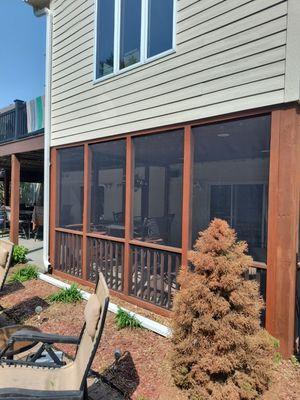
[10,154,20,244]
[82,144,90,281]
[124,136,133,295]
[49,148,57,269]
[266,107,300,358]
[181,126,193,269]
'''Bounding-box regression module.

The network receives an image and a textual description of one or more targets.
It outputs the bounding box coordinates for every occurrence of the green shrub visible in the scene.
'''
[12,245,29,264]
[9,264,39,283]
[115,307,142,330]
[48,284,83,303]
[291,355,300,367]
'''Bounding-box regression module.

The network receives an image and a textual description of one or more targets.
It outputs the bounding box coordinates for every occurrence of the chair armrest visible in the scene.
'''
[9,329,80,345]
[0,388,84,399]
[0,357,62,369]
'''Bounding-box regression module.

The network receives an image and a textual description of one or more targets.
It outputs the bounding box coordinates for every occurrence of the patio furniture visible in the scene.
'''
[0,325,41,359]
[0,239,14,292]
[0,273,109,400]
[32,205,44,241]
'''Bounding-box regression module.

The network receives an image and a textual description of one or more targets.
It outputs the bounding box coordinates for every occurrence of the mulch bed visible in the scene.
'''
[0,277,300,400]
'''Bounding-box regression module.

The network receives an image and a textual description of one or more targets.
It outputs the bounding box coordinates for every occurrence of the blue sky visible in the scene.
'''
[0,0,45,109]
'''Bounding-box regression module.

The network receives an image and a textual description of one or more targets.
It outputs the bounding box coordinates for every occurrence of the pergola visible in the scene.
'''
[0,136,44,244]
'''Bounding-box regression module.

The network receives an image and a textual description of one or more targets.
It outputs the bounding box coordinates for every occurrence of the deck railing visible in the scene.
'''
[0,100,42,144]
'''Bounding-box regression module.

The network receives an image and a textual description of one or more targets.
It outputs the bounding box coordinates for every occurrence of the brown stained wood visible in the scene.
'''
[153,251,158,305]
[146,250,151,300]
[50,149,58,269]
[266,107,300,358]
[104,241,108,281]
[115,243,119,291]
[86,232,125,243]
[160,253,165,307]
[167,254,172,308]
[10,154,20,244]
[124,136,133,295]
[129,239,182,254]
[182,125,193,270]
[111,289,172,318]
[82,144,90,280]
[50,106,293,319]
[140,248,145,299]
[0,134,44,157]
[134,247,138,296]
[110,242,114,288]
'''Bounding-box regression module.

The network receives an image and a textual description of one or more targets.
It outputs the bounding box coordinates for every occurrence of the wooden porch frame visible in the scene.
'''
[49,103,300,355]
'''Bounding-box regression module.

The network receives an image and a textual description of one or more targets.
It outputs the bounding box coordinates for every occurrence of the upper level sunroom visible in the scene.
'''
[95,0,176,81]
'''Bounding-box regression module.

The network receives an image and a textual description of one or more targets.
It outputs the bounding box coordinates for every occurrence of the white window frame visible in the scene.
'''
[93,0,177,83]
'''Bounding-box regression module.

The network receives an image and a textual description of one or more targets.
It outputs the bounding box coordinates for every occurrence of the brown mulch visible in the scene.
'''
[1,278,300,400]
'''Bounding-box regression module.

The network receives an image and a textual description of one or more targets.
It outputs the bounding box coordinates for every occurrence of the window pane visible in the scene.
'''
[192,115,271,262]
[148,0,173,58]
[96,0,115,78]
[89,140,126,238]
[58,147,84,231]
[133,130,184,247]
[120,0,141,70]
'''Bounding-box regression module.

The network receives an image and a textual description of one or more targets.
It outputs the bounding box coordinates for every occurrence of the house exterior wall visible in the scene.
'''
[50,0,300,147]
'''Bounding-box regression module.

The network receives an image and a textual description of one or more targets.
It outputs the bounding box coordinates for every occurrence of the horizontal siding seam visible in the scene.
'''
[178,0,254,34]
[52,41,286,98]
[51,89,285,142]
[52,29,94,56]
[52,51,286,118]
[52,10,94,41]
[54,1,93,29]
[51,75,285,133]
[52,28,287,108]
[178,0,287,44]
[52,40,93,65]
[178,0,226,22]
[52,11,286,78]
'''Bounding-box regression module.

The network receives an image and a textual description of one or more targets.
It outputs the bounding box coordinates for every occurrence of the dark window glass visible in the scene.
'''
[192,115,270,262]
[148,0,173,58]
[120,0,141,69]
[133,130,184,247]
[96,0,115,78]
[58,147,84,231]
[89,140,126,238]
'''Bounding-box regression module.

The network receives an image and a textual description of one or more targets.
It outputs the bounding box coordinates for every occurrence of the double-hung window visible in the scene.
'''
[95,0,175,80]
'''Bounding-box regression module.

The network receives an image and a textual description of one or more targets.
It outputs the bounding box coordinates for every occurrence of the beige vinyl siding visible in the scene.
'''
[50,0,288,146]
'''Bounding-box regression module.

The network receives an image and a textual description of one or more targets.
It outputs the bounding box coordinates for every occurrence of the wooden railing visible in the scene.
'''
[87,237,124,292]
[130,245,181,310]
[0,100,42,144]
[55,231,83,278]
[53,228,267,315]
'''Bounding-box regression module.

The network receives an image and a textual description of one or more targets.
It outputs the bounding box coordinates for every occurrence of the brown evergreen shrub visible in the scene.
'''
[172,219,275,400]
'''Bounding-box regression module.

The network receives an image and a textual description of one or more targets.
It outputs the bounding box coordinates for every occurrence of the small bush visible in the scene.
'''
[12,245,29,264]
[172,219,275,400]
[48,284,83,303]
[115,307,142,330]
[9,264,39,283]
[291,355,300,367]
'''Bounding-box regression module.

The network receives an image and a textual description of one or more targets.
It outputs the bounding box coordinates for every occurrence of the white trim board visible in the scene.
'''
[38,273,172,338]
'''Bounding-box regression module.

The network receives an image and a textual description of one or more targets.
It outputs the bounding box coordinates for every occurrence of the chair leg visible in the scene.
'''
[83,381,89,400]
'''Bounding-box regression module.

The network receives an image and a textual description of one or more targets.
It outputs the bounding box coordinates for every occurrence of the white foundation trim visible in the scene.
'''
[38,273,172,338]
